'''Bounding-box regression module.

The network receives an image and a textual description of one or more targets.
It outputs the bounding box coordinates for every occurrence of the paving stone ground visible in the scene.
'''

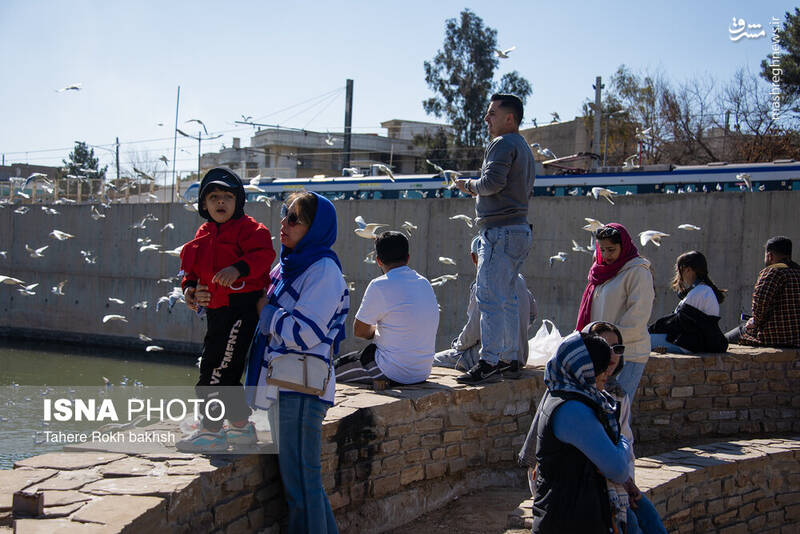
[384,486,531,534]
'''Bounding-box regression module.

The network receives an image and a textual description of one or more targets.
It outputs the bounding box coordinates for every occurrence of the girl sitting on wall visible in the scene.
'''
[648,250,728,354]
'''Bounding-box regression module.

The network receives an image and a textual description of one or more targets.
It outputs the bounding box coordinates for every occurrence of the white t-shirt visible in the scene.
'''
[677,283,720,317]
[355,265,440,384]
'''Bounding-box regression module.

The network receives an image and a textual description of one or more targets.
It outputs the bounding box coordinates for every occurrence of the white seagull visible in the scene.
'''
[354,216,387,239]
[677,224,702,231]
[102,314,128,323]
[591,187,618,205]
[449,214,474,228]
[530,143,557,160]
[0,275,25,287]
[400,221,418,236]
[430,274,458,287]
[25,244,48,258]
[737,173,753,192]
[494,46,516,58]
[549,252,568,267]
[138,333,153,342]
[145,345,164,352]
[161,245,184,257]
[49,229,75,241]
[51,281,67,295]
[364,250,377,264]
[583,218,605,233]
[108,297,125,304]
[571,240,592,254]
[638,231,670,247]
[90,205,106,220]
[371,163,396,182]
[438,257,456,266]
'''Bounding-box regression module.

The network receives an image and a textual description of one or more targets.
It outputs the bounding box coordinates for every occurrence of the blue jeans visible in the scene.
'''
[649,333,690,354]
[626,494,667,534]
[614,361,646,402]
[278,393,338,534]
[476,224,532,365]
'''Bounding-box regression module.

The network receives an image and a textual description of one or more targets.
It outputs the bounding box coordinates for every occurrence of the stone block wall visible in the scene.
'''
[2,346,798,532]
[637,438,800,533]
[632,346,800,457]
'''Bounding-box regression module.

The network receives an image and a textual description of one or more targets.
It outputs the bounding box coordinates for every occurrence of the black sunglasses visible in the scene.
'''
[611,344,625,355]
[280,204,302,226]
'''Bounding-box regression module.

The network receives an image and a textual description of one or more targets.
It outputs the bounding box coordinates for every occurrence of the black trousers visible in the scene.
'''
[196,291,260,431]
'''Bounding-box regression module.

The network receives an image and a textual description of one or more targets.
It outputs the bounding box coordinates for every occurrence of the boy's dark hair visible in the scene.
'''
[198,167,245,221]
[766,236,792,258]
[579,332,612,377]
[375,231,409,266]
[490,93,524,126]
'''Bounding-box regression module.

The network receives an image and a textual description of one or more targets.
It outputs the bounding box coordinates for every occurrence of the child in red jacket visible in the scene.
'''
[177,167,275,452]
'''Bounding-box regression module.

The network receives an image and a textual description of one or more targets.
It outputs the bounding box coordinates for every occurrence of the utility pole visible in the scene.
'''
[171,86,180,202]
[115,137,120,182]
[593,76,603,168]
[343,79,353,171]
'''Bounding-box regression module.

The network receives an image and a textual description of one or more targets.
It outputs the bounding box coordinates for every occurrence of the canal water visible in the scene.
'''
[0,340,197,469]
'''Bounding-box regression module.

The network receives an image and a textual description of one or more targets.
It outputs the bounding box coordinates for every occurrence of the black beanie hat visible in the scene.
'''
[197,167,246,221]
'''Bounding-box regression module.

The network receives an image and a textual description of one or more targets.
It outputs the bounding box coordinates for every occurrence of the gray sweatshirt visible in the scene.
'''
[468,132,536,229]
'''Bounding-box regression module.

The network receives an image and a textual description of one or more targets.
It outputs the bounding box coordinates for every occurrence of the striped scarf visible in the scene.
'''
[543,331,619,439]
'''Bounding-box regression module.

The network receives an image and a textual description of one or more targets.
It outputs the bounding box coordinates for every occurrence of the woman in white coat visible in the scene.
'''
[576,223,655,401]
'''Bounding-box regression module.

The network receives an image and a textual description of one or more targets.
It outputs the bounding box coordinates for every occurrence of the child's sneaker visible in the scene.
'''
[175,428,228,453]
[226,422,257,447]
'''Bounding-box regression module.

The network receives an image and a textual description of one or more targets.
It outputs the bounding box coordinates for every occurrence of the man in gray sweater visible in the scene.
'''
[454,93,536,384]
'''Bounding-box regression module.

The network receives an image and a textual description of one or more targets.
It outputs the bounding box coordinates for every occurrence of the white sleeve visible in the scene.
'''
[355,280,385,326]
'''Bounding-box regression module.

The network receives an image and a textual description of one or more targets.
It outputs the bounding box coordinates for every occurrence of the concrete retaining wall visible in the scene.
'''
[1,192,798,355]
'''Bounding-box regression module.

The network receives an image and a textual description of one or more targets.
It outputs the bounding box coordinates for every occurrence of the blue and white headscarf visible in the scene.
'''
[544,331,619,438]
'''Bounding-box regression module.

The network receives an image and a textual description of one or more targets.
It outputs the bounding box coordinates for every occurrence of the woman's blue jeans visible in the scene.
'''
[649,333,690,355]
[278,393,338,534]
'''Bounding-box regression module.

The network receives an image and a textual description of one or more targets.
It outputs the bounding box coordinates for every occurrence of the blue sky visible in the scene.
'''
[1,0,795,174]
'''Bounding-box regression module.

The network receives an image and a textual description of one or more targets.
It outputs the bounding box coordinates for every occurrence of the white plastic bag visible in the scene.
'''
[527,319,563,367]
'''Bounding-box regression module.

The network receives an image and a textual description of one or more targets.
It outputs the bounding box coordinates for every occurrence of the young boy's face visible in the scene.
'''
[202,188,236,224]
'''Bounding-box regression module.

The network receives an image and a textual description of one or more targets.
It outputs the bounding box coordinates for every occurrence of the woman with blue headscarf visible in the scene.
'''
[250,191,348,534]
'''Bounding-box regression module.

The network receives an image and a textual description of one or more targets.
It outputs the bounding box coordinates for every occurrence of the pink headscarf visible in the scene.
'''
[576,223,639,330]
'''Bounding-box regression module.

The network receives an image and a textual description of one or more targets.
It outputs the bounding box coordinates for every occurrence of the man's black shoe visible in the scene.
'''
[497,359,521,379]
[456,360,500,384]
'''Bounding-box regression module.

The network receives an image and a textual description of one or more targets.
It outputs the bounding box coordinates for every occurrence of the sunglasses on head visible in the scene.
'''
[280,204,302,226]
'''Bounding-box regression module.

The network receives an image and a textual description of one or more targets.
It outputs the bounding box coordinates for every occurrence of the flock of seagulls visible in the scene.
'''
[544,217,704,268]
[0,183,195,353]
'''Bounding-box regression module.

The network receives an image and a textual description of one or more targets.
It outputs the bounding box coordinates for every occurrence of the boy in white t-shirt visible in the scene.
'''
[335,231,440,385]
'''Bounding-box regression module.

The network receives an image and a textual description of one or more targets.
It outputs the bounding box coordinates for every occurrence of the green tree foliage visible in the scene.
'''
[496,72,532,105]
[761,8,800,101]
[63,141,107,180]
[422,9,532,169]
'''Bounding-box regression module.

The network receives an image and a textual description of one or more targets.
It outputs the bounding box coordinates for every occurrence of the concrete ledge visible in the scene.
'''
[508,437,800,533]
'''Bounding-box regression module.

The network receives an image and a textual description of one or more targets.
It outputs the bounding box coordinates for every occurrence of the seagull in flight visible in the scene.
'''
[494,46,516,58]
[425,159,461,188]
[549,252,568,267]
[133,167,155,181]
[638,231,670,247]
[400,221,417,236]
[159,155,169,165]
[530,143,557,160]
[51,281,67,295]
[363,250,377,264]
[108,297,125,304]
[185,119,208,135]
[56,83,82,92]
[371,163,395,182]
[103,314,128,324]
[342,167,364,177]
[591,187,618,205]
[677,224,702,231]
[161,223,175,233]
[0,275,26,287]
[354,215,387,239]
[430,274,458,287]
[25,244,48,258]
[571,240,592,254]
[449,214,474,228]
[583,218,604,233]
[49,229,75,241]
[438,257,456,266]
